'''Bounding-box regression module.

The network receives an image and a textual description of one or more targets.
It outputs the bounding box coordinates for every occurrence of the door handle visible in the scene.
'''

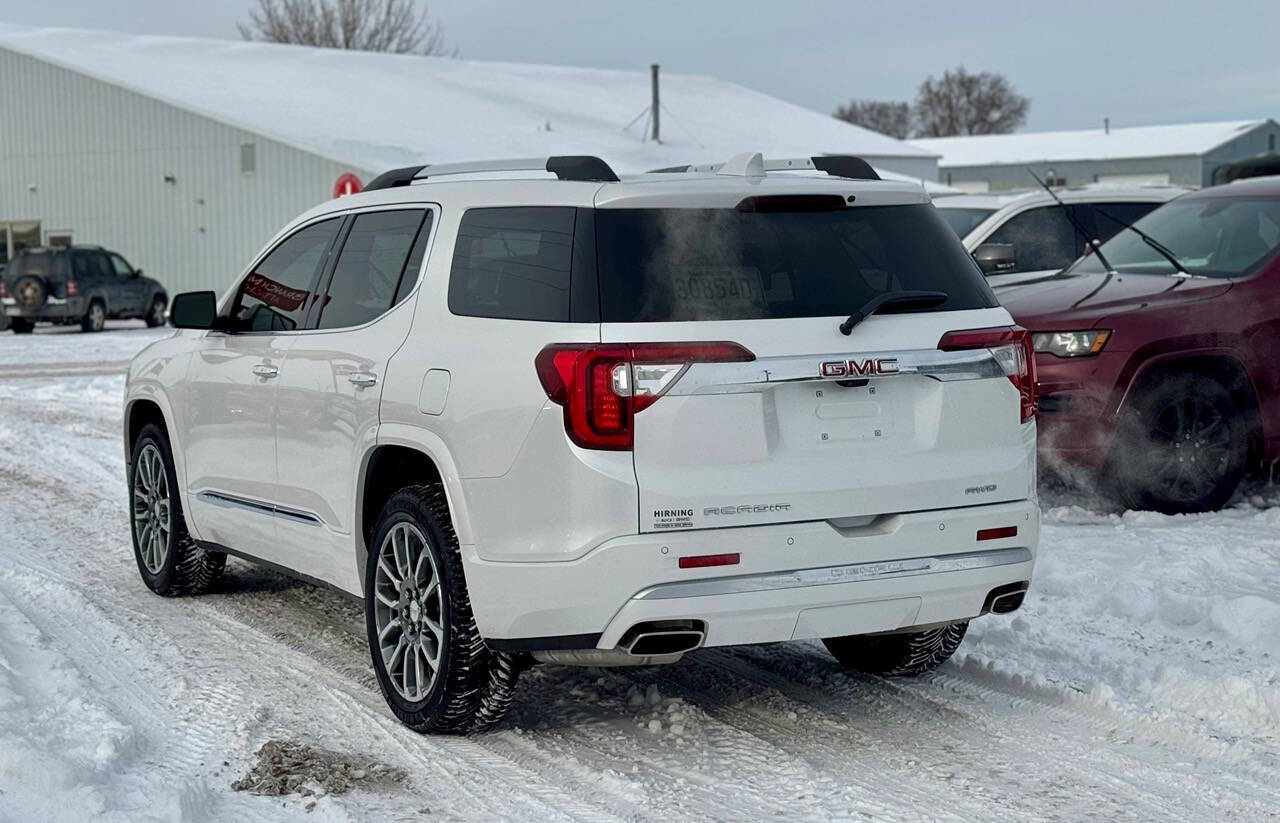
[348,372,378,387]
[252,364,279,379]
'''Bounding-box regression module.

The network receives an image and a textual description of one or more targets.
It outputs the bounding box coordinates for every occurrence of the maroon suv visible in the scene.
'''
[995,176,1280,513]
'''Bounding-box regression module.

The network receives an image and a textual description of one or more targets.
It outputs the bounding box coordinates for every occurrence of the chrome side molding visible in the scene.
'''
[195,490,324,527]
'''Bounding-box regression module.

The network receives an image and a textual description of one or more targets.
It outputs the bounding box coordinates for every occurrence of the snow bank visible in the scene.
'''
[965,493,1280,743]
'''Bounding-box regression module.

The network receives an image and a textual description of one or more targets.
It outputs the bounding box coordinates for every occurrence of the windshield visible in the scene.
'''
[1068,196,1280,278]
[595,204,996,322]
[935,206,996,239]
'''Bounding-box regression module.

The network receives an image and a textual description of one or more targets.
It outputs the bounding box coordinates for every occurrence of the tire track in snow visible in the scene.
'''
[705,642,1275,821]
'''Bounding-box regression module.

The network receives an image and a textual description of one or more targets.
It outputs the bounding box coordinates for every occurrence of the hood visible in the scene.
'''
[994,271,1232,330]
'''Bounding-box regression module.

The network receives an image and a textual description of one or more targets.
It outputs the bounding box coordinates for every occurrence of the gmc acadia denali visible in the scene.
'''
[123,153,1039,733]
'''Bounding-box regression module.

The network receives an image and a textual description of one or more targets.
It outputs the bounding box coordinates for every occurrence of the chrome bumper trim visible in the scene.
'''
[633,546,1032,601]
[670,347,1005,396]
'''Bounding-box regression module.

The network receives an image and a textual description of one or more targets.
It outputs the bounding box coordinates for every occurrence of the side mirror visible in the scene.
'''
[170,291,218,329]
[974,242,1017,275]
[133,268,143,279]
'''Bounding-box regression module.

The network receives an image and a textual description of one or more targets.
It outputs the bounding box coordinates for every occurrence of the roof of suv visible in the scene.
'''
[932,183,1192,211]
[1193,174,1280,198]
[286,153,935,231]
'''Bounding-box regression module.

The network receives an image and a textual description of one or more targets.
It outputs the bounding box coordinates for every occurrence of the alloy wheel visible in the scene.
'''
[1143,394,1234,504]
[372,522,445,702]
[132,443,171,574]
[89,303,105,331]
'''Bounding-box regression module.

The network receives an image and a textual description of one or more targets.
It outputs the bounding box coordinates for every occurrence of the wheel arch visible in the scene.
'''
[1116,350,1264,462]
[356,433,473,595]
[125,397,168,461]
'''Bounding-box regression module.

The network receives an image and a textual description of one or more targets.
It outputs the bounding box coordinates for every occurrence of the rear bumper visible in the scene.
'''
[2,296,85,321]
[465,499,1038,650]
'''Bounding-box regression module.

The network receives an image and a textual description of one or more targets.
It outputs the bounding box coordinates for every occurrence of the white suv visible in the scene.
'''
[124,153,1039,734]
[933,184,1189,287]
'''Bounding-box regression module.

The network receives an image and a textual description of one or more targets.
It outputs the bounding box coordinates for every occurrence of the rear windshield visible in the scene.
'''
[595,204,996,322]
[936,206,996,239]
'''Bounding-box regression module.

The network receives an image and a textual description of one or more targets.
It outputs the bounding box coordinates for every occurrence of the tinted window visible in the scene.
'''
[986,206,1087,273]
[7,249,64,281]
[936,206,996,239]
[395,214,434,305]
[317,210,429,330]
[1071,196,1280,278]
[109,253,134,277]
[448,207,576,321]
[231,218,341,332]
[72,250,112,280]
[596,204,995,322]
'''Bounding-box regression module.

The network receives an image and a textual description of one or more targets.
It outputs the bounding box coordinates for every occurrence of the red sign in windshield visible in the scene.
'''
[241,273,309,313]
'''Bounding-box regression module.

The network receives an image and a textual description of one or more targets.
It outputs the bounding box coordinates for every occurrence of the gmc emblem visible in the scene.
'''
[820,358,900,377]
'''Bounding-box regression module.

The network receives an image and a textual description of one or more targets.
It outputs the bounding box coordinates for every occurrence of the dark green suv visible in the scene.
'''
[1,245,167,333]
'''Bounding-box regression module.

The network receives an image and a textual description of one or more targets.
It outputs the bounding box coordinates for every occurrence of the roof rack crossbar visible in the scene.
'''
[363,156,619,191]
[646,154,880,181]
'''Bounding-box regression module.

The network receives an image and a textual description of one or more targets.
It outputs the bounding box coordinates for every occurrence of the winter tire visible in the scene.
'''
[81,299,106,333]
[1111,374,1247,514]
[145,295,167,327]
[365,484,519,734]
[824,622,968,677]
[9,318,34,334]
[129,423,225,596]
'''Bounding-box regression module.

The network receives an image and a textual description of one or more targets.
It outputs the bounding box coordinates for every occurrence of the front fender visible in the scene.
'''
[125,343,196,535]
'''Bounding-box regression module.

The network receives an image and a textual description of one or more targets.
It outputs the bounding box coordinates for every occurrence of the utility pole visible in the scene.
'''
[651,63,661,143]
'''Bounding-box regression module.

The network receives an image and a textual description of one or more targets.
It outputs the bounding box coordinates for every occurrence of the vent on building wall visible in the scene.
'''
[240,143,257,176]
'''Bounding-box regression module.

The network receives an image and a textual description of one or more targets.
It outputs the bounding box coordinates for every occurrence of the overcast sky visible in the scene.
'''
[1,0,1276,133]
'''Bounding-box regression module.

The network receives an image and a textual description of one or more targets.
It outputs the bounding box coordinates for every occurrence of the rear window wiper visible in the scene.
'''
[839,290,949,335]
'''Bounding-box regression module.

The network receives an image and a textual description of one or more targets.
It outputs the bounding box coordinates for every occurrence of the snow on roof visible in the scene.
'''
[0,24,934,178]
[913,120,1275,168]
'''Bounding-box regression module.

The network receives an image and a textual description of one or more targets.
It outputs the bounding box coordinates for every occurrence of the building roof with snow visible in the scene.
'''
[914,120,1276,168]
[912,119,1280,192]
[0,23,937,180]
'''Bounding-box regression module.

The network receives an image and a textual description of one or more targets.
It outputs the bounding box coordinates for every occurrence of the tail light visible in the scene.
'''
[535,342,755,450]
[938,326,1036,422]
[66,279,80,298]
[0,279,6,298]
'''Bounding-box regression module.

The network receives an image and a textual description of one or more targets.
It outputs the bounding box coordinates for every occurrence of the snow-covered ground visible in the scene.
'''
[0,323,1276,821]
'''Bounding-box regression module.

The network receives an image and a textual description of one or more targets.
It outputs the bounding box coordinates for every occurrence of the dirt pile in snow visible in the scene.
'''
[231,739,406,798]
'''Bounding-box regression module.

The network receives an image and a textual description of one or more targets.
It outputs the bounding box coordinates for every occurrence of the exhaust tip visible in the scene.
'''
[983,581,1029,615]
[619,619,706,657]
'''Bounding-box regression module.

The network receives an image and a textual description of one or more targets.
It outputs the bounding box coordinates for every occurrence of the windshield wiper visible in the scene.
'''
[1090,205,1190,277]
[839,290,949,336]
[1027,168,1116,275]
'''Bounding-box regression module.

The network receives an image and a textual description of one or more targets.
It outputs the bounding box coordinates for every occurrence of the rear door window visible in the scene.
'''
[595,203,994,322]
[985,205,1087,273]
[448,207,577,321]
[231,218,342,332]
[72,250,112,281]
[315,209,430,330]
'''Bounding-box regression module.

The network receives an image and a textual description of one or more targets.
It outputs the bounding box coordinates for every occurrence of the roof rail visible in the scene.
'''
[363,156,619,191]
[647,153,880,181]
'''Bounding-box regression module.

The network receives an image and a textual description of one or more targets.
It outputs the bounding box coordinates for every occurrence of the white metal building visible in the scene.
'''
[914,119,1280,193]
[0,24,940,294]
